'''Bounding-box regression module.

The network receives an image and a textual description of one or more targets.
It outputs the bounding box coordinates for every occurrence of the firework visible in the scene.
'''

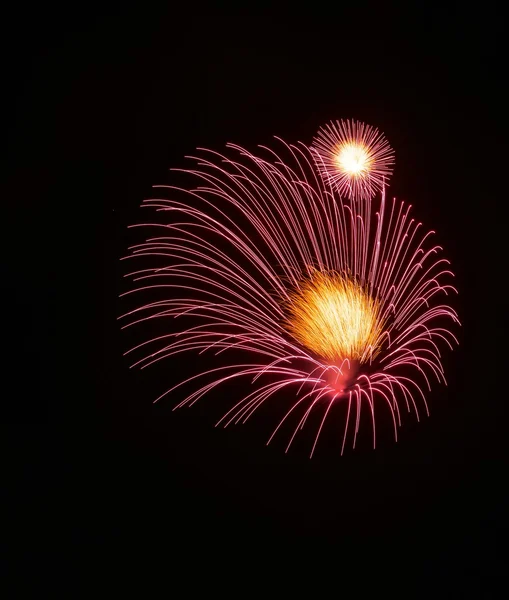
[119,121,459,456]
[285,271,384,366]
[311,119,395,201]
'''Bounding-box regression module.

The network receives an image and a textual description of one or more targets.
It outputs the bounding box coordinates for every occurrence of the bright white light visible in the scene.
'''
[335,143,371,176]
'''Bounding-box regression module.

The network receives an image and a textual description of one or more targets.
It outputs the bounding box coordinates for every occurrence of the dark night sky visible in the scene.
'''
[3,2,507,592]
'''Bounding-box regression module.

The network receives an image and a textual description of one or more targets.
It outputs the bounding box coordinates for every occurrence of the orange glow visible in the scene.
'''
[335,142,372,177]
[285,271,384,365]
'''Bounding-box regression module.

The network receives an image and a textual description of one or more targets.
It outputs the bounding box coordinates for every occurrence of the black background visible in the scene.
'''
[4,2,507,592]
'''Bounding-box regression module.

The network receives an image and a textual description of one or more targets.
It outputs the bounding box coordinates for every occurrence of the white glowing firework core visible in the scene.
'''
[335,142,371,176]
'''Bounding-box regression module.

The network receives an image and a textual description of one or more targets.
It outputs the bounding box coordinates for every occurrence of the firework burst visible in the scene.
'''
[284,271,384,366]
[119,121,459,456]
[311,119,395,201]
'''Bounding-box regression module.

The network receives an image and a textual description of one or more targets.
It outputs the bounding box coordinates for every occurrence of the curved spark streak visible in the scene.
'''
[120,135,459,455]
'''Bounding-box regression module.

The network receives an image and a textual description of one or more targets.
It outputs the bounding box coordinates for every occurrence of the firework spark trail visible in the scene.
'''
[119,120,459,456]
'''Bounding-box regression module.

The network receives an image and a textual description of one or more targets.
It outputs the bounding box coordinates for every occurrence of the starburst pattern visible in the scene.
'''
[120,127,459,456]
[311,119,395,201]
[285,271,384,365]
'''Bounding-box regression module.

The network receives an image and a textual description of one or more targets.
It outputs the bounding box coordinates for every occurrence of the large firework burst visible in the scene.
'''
[120,120,459,456]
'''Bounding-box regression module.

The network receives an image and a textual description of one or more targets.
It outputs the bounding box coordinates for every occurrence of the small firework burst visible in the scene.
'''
[311,119,395,201]
[120,120,459,456]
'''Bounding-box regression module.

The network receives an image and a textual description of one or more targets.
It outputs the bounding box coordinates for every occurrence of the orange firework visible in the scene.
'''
[285,271,384,366]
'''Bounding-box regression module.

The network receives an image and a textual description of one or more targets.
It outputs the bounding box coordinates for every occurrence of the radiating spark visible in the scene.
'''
[285,271,384,365]
[311,119,395,201]
[119,122,459,456]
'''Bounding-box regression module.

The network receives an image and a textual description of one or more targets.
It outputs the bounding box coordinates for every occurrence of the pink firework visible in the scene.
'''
[311,119,395,201]
[119,123,459,456]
